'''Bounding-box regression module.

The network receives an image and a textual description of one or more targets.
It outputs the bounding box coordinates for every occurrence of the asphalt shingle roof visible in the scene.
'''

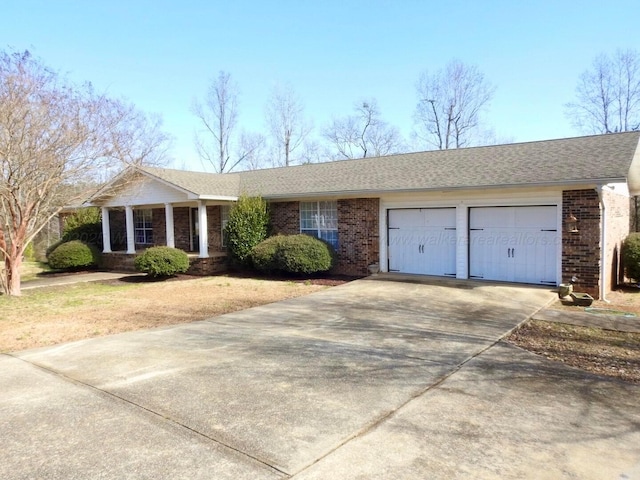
[139,132,640,199]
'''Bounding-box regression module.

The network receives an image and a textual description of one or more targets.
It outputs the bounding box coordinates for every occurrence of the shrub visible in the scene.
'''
[47,240,101,270]
[134,246,189,278]
[225,196,269,266]
[47,207,103,257]
[251,234,336,275]
[251,235,284,272]
[622,232,640,281]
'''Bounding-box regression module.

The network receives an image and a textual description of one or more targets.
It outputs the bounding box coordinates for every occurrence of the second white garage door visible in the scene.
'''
[388,208,456,277]
[469,206,558,285]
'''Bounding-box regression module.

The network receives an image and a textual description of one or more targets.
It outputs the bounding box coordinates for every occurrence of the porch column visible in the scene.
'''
[165,203,175,248]
[125,205,136,254]
[198,201,209,258]
[101,206,112,253]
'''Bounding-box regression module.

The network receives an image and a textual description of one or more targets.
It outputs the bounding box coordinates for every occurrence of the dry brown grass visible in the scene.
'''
[0,275,333,353]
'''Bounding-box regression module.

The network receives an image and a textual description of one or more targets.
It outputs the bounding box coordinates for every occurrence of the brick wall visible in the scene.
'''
[270,201,300,235]
[152,208,166,246]
[603,188,632,290]
[269,199,380,276]
[173,207,191,251]
[207,205,224,252]
[562,189,601,296]
[335,198,380,276]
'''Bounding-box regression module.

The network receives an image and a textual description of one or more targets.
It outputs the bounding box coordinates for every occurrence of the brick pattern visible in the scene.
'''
[102,252,228,275]
[269,201,300,235]
[562,189,601,296]
[207,205,224,252]
[151,208,166,246]
[269,199,380,276]
[336,198,380,276]
[173,207,191,251]
[603,188,632,290]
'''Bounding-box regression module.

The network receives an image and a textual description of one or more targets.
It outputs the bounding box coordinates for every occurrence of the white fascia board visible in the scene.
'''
[197,195,239,201]
[262,179,626,201]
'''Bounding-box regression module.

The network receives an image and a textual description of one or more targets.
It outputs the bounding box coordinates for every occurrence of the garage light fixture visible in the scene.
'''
[566,213,579,233]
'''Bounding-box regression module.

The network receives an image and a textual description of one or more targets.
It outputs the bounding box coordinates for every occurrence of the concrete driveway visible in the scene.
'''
[2,276,639,479]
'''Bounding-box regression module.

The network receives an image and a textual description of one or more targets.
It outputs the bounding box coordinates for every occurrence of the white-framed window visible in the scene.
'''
[134,209,153,244]
[300,201,338,249]
[221,205,230,247]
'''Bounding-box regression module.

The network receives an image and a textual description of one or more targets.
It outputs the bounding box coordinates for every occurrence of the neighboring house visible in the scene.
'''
[89,131,640,299]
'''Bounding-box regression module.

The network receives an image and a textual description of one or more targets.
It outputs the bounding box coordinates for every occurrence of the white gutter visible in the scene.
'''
[596,185,610,303]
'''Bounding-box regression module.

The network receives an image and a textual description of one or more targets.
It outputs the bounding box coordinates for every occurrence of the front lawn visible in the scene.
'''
[0,275,338,353]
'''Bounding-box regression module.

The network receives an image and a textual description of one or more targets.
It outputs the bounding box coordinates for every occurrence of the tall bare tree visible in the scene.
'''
[413,60,495,150]
[192,71,240,172]
[324,99,405,159]
[0,50,169,296]
[237,130,266,170]
[566,49,640,134]
[265,83,311,166]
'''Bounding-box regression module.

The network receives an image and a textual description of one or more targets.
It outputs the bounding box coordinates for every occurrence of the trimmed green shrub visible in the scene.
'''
[251,234,336,274]
[622,232,640,281]
[225,195,269,266]
[251,235,284,272]
[47,240,101,270]
[47,207,103,257]
[134,246,189,278]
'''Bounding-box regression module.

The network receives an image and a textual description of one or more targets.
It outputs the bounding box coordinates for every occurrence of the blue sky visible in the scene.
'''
[4,0,639,170]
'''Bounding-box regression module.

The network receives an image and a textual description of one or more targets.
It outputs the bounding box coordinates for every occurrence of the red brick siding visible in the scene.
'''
[207,205,224,252]
[173,207,191,251]
[270,201,300,235]
[269,199,380,276]
[603,188,632,290]
[336,198,380,276]
[562,189,601,297]
[151,208,166,246]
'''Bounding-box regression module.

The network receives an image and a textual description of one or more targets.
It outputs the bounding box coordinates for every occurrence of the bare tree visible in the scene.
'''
[237,130,266,170]
[566,49,640,134]
[265,83,311,166]
[413,60,495,150]
[324,99,405,159]
[192,71,240,172]
[0,50,169,296]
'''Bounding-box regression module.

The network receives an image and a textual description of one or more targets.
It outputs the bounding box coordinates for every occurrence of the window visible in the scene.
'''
[300,201,338,249]
[221,205,230,247]
[134,209,153,244]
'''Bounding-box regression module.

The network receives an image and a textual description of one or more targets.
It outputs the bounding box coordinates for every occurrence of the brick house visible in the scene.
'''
[89,132,640,299]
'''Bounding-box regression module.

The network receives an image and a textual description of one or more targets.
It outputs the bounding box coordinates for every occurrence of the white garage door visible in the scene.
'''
[388,208,456,277]
[469,206,557,285]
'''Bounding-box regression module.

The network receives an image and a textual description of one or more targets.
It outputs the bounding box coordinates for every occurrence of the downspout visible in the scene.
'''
[596,185,609,303]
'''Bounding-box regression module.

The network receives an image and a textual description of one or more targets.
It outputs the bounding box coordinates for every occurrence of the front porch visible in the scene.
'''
[102,250,228,276]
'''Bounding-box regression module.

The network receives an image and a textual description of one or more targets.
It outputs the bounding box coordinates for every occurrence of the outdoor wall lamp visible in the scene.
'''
[566,213,579,233]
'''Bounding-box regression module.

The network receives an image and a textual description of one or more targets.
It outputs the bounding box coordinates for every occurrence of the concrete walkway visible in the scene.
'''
[21,271,139,290]
[2,277,639,479]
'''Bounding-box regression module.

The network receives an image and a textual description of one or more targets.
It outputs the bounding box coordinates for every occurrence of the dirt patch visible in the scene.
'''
[507,285,640,384]
[0,275,349,353]
[508,320,640,384]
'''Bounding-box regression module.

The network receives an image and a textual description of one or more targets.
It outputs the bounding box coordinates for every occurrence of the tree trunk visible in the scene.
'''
[4,254,22,296]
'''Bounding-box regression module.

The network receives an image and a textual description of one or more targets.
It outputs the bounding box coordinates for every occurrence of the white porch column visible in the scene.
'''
[101,206,112,253]
[125,205,136,254]
[165,203,175,248]
[198,201,209,258]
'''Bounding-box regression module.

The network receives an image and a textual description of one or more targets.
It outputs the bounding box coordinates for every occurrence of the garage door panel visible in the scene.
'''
[469,206,557,285]
[388,208,456,277]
